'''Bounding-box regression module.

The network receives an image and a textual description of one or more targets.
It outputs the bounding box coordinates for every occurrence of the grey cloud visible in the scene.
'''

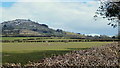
[1,1,117,36]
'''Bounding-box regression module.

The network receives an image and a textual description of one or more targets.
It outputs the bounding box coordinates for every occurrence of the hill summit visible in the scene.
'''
[1,19,84,38]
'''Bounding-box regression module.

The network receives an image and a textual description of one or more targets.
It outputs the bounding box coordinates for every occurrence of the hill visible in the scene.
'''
[1,19,84,38]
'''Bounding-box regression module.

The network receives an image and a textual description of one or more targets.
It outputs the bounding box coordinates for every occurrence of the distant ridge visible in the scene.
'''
[1,19,84,38]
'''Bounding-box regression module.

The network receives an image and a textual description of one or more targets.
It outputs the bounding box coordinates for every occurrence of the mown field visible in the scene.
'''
[2,42,112,65]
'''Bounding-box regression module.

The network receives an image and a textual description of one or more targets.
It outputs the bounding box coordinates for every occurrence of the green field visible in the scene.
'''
[2,42,112,65]
[2,37,31,40]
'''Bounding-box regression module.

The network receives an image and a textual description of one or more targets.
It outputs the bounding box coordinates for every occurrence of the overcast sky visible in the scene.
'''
[0,0,118,36]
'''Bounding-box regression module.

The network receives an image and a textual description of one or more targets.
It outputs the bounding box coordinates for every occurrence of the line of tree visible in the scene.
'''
[2,39,118,43]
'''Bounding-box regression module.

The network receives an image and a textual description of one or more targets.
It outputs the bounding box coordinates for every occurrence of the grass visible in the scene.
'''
[2,37,31,40]
[2,42,112,65]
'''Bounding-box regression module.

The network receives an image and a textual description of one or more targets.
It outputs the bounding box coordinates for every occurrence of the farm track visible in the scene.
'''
[2,42,119,68]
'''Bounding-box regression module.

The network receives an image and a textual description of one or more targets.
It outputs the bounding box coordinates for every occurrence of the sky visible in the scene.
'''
[1,0,96,2]
[0,0,118,36]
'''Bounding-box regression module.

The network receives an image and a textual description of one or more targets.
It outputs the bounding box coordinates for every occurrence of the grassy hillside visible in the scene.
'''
[1,19,84,38]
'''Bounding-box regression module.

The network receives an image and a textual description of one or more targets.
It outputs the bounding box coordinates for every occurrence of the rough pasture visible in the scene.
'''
[2,42,111,65]
[2,43,119,68]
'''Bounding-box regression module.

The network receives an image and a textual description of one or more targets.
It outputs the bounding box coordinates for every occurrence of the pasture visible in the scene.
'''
[2,42,112,65]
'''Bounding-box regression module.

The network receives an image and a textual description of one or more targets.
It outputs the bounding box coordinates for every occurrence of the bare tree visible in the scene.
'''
[95,0,120,39]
